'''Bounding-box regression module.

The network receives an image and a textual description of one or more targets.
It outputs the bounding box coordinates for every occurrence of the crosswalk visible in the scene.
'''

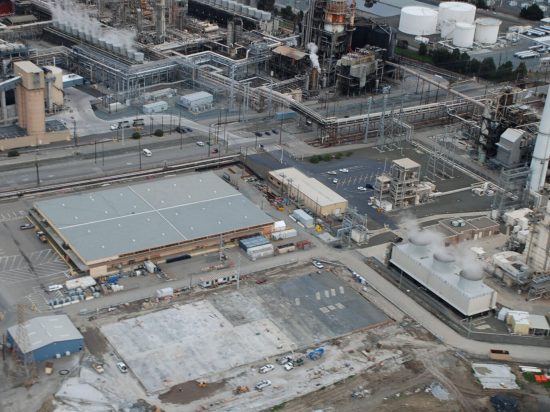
[0,249,70,285]
[0,209,26,223]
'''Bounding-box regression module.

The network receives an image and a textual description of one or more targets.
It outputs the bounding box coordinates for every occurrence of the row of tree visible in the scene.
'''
[418,44,528,82]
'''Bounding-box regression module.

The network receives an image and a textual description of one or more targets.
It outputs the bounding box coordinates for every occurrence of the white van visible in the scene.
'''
[142,148,152,157]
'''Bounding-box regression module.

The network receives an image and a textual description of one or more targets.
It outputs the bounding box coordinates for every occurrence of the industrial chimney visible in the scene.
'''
[156,0,167,43]
[529,85,550,193]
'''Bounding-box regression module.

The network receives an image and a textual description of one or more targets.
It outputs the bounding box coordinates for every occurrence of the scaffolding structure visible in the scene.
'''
[492,166,530,213]
[425,125,458,182]
[336,207,368,247]
[389,158,421,208]
[528,275,550,300]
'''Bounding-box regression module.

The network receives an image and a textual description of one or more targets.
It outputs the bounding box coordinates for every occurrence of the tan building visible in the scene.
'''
[268,167,348,217]
[0,61,69,151]
[425,216,500,246]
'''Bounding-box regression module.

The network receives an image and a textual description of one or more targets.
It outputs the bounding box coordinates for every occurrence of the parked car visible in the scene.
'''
[255,132,262,137]
[277,355,293,365]
[110,123,119,130]
[19,223,34,230]
[357,186,367,191]
[196,141,205,147]
[339,168,349,173]
[36,231,47,243]
[283,362,294,371]
[332,178,338,184]
[116,362,128,373]
[47,284,63,292]
[272,129,278,134]
[259,364,274,374]
[327,171,337,175]
[255,379,271,391]
[312,260,324,269]
[264,131,271,136]
[175,126,186,133]
[211,148,219,154]
[365,183,374,189]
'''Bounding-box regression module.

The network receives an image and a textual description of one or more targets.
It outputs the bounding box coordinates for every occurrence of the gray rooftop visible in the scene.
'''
[34,172,273,263]
[8,315,83,354]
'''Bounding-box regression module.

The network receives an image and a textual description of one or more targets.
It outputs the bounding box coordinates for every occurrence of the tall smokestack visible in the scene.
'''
[156,0,166,43]
[529,85,550,193]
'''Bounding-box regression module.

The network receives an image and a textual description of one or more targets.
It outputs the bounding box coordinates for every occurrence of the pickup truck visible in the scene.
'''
[36,231,47,243]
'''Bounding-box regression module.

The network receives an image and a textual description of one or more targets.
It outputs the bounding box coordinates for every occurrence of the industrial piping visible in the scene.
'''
[529,85,550,193]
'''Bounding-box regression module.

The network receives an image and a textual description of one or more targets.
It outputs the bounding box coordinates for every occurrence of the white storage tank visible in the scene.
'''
[474,18,501,44]
[438,2,476,27]
[453,22,475,47]
[399,7,438,36]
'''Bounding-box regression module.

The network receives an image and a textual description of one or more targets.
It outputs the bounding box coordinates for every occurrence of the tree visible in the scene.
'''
[479,57,496,79]
[495,61,514,81]
[469,58,480,75]
[476,0,489,10]
[418,43,427,56]
[520,4,544,21]
[279,5,296,21]
[257,0,275,12]
[131,131,141,139]
[515,62,528,80]
[154,129,164,137]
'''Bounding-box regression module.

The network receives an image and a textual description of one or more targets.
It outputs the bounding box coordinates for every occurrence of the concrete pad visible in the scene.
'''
[101,300,294,394]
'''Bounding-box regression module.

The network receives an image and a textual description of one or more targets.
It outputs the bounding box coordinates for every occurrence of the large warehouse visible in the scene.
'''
[7,315,84,362]
[267,167,348,217]
[32,172,274,277]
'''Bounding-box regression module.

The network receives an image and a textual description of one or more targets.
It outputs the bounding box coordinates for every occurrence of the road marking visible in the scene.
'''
[0,249,69,285]
[327,305,336,311]
[315,292,321,300]
[294,297,300,306]
[324,290,330,298]
[339,286,345,294]
[319,306,330,314]
[330,288,336,296]
[335,302,345,309]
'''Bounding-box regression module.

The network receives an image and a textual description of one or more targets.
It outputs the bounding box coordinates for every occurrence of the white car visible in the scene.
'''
[255,379,271,391]
[259,364,274,374]
[196,141,205,147]
[283,362,294,371]
[339,168,349,173]
[327,171,337,175]
[332,178,338,184]
[47,284,63,292]
[116,362,128,373]
[312,260,324,269]
[110,123,119,130]
[357,186,367,191]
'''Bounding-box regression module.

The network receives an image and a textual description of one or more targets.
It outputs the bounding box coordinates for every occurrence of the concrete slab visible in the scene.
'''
[101,272,388,394]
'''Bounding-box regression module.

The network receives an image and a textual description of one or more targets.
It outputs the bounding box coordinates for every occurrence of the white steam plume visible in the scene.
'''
[46,0,136,52]
[307,42,320,70]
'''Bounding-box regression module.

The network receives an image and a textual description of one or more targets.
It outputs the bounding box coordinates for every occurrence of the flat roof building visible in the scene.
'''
[7,315,84,362]
[33,172,273,277]
[268,167,348,217]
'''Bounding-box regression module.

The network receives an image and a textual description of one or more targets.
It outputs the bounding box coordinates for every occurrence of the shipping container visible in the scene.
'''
[277,243,296,254]
[291,209,314,228]
[143,100,168,114]
[156,287,174,298]
[274,111,297,121]
[239,235,270,251]
[271,228,297,240]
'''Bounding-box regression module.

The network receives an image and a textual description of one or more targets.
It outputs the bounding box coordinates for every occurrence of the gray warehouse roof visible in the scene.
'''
[8,315,83,354]
[34,172,273,263]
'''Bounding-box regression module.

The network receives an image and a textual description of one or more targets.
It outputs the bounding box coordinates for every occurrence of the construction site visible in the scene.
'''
[0,0,550,411]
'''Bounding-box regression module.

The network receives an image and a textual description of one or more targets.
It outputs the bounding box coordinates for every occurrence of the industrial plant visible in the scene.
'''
[0,0,550,411]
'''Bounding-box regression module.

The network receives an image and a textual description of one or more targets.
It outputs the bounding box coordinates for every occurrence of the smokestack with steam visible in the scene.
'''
[307,42,320,70]
[529,85,550,193]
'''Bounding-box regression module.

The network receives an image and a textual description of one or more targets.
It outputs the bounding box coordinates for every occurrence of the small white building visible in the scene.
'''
[143,100,168,114]
[178,91,213,113]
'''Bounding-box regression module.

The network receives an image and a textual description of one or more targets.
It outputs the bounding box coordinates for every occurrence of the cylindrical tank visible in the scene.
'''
[474,18,501,44]
[453,22,475,47]
[399,7,438,36]
[438,2,476,27]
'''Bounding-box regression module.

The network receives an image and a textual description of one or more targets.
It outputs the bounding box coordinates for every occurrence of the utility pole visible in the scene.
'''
[102,141,105,166]
[73,120,78,146]
[279,117,283,164]
[94,140,97,163]
[138,137,142,170]
[34,160,40,186]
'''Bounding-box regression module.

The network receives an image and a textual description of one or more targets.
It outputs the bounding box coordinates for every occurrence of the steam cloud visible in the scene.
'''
[46,0,136,52]
[307,42,320,70]
[400,214,484,277]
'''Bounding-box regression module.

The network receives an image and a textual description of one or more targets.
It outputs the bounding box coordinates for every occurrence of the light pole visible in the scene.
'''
[73,120,78,147]
[138,137,142,169]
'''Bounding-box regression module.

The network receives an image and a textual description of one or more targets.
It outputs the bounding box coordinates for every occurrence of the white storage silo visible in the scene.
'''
[474,18,501,44]
[399,7,438,36]
[453,22,475,47]
[438,2,476,27]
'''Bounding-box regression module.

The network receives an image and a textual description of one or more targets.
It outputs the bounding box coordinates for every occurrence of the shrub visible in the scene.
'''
[335,152,342,159]
[520,4,543,21]
[418,43,427,56]
[321,154,331,162]
[131,131,141,139]
[154,129,164,137]
[7,149,19,157]
[309,155,320,163]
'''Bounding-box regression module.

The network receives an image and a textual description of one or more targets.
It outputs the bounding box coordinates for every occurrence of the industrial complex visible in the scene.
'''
[0,0,549,411]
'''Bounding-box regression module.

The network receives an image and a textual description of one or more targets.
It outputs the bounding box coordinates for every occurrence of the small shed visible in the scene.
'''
[143,100,168,114]
[529,314,550,336]
[506,310,530,335]
[178,91,213,113]
[292,209,314,228]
